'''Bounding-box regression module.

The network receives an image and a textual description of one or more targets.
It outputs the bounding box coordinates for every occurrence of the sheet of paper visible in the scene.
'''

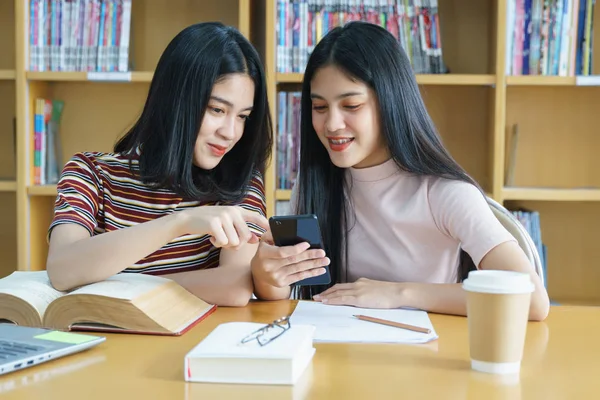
[289,301,438,344]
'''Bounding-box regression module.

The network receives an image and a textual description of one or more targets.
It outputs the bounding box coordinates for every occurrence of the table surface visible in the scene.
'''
[0,300,598,399]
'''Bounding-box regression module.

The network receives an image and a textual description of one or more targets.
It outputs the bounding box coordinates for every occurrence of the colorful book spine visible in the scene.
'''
[27,0,131,72]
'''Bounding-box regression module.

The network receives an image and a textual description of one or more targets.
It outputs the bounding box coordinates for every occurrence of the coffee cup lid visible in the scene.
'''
[462,270,535,294]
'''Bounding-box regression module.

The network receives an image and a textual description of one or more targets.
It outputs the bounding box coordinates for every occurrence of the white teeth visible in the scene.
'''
[330,138,353,144]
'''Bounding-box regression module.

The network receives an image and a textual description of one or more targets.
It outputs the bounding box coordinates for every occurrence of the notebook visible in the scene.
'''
[289,301,438,343]
[184,322,315,385]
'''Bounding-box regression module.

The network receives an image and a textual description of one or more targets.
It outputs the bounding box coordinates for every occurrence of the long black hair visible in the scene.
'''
[115,22,272,203]
[295,21,481,297]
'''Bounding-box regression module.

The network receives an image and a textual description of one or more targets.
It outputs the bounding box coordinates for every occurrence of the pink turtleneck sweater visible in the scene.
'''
[291,158,516,284]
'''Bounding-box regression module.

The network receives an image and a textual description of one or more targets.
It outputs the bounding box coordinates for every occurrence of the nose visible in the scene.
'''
[325,108,345,133]
[217,117,236,140]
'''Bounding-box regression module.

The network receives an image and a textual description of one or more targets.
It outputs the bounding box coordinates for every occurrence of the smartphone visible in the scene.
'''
[268,214,331,286]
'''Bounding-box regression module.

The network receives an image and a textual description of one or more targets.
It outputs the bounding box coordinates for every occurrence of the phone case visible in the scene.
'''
[269,214,331,286]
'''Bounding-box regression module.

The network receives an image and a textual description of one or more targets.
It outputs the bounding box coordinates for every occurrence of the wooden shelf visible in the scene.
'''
[0,70,15,80]
[277,73,304,83]
[26,71,154,82]
[416,74,496,85]
[275,189,292,201]
[277,73,496,86]
[27,185,58,196]
[506,76,576,86]
[0,181,16,192]
[503,187,600,202]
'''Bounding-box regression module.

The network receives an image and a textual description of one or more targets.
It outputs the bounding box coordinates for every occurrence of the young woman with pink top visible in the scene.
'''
[251,21,549,321]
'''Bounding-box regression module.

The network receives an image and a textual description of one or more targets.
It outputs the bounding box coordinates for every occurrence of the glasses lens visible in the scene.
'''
[256,324,286,346]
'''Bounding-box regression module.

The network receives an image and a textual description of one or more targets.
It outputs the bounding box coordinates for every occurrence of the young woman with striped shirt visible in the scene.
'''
[46,22,272,307]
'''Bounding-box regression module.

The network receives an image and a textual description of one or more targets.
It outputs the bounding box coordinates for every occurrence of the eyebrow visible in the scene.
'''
[210,95,253,112]
[310,91,365,100]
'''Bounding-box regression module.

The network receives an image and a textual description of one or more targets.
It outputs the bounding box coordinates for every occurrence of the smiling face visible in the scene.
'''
[193,73,255,170]
[310,65,390,169]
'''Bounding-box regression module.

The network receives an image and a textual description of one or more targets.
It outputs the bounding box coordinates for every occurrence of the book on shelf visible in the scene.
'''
[0,271,216,336]
[34,98,64,185]
[29,0,132,73]
[277,91,301,190]
[506,0,596,76]
[510,208,548,287]
[276,200,292,216]
[276,0,446,74]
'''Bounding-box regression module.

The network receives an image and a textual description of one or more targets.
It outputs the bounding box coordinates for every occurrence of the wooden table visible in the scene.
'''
[1,301,599,399]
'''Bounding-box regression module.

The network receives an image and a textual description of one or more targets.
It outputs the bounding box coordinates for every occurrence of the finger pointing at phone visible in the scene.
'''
[179,205,269,249]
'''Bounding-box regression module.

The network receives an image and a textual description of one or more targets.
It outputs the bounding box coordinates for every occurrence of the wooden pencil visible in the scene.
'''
[353,315,432,334]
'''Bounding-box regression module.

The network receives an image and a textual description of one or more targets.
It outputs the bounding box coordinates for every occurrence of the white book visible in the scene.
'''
[184,322,315,385]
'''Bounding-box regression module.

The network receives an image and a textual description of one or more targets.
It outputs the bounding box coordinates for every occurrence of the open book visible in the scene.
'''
[0,271,216,336]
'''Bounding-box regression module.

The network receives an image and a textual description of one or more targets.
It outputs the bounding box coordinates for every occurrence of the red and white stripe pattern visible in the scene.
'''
[49,151,266,275]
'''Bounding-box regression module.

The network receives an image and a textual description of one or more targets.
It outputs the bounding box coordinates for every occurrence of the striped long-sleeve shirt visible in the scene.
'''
[47,151,266,275]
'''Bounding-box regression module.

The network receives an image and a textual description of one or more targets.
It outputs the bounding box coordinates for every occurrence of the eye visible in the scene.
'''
[312,105,328,113]
[239,114,250,121]
[210,107,225,114]
[344,104,361,110]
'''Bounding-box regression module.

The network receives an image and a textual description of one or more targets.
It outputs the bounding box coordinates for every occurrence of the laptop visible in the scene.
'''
[0,324,105,376]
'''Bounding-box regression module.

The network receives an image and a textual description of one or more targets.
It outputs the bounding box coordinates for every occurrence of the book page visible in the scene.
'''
[68,273,170,301]
[289,301,438,344]
[0,271,65,317]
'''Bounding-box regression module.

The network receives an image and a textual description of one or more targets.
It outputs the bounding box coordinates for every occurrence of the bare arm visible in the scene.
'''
[47,214,185,291]
[252,268,292,301]
[161,243,258,307]
[316,241,550,321]
[47,206,269,298]
[403,241,549,321]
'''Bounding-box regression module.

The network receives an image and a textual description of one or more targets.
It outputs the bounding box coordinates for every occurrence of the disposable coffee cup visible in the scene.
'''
[462,270,535,374]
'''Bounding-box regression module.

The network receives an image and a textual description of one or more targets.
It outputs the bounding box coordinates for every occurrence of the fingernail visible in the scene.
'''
[313,295,321,300]
[322,299,328,303]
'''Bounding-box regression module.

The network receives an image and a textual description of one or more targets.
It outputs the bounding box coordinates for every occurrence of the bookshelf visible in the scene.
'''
[256,0,600,307]
[9,0,252,275]
[2,0,599,306]
[0,0,17,281]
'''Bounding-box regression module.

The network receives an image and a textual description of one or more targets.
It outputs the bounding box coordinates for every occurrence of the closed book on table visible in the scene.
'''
[184,322,315,385]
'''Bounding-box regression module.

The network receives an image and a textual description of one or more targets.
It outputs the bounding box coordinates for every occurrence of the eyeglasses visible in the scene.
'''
[240,316,291,347]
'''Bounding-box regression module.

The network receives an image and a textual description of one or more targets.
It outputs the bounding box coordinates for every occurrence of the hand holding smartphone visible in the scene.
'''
[268,214,331,286]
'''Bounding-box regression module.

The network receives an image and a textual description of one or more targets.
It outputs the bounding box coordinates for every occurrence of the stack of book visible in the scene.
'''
[29,0,132,72]
[277,0,446,74]
[277,91,301,190]
[511,209,548,287]
[506,0,596,76]
[34,98,64,185]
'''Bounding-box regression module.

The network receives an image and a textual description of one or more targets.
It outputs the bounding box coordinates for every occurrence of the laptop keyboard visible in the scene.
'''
[0,340,46,361]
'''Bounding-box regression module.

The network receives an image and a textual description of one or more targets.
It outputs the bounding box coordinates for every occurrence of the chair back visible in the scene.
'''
[486,197,545,287]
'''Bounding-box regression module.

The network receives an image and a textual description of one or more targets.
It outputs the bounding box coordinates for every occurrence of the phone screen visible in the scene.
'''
[269,214,323,249]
